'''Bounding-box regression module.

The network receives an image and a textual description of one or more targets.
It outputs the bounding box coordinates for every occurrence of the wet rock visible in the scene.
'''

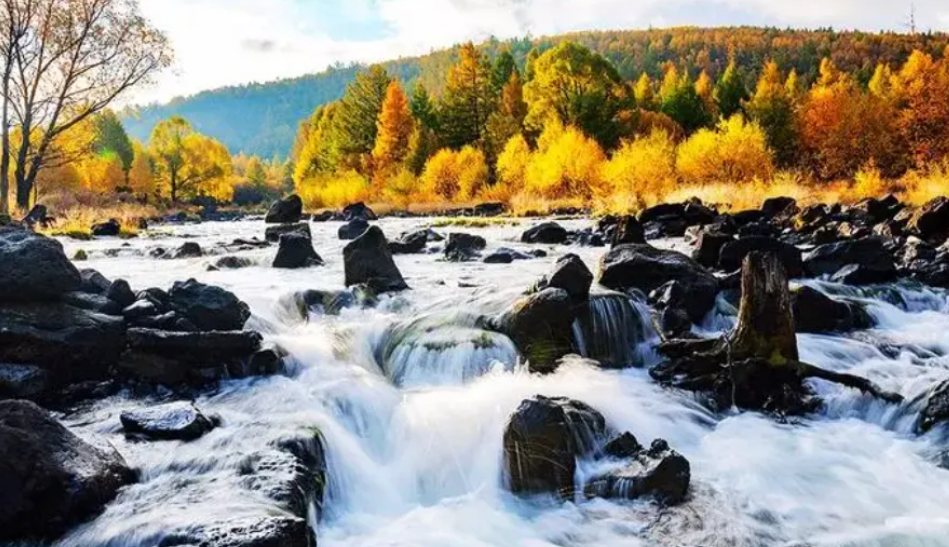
[214,256,256,270]
[603,431,643,459]
[120,401,219,441]
[0,400,134,541]
[502,395,606,498]
[803,237,896,284]
[907,197,949,241]
[265,195,303,224]
[342,201,377,221]
[691,230,734,269]
[649,281,694,339]
[639,203,685,224]
[0,227,81,301]
[106,279,137,308]
[277,286,377,321]
[643,218,688,239]
[919,380,949,433]
[338,218,370,240]
[683,200,717,225]
[444,232,487,261]
[597,244,719,323]
[161,516,313,547]
[585,439,691,506]
[483,247,532,264]
[609,215,646,246]
[123,299,159,321]
[265,222,311,243]
[119,328,263,385]
[61,291,122,316]
[91,218,121,237]
[489,288,577,373]
[762,197,797,218]
[388,229,428,254]
[0,364,51,400]
[791,286,872,333]
[731,209,766,227]
[171,241,203,259]
[545,254,593,302]
[794,204,832,232]
[343,225,409,293]
[0,302,126,383]
[168,279,251,331]
[273,233,324,269]
[521,222,568,244]
[718,236,804,277]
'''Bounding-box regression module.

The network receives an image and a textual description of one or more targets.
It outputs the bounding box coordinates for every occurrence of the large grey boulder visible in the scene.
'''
[343,226,409,293]
[0,227,81,301]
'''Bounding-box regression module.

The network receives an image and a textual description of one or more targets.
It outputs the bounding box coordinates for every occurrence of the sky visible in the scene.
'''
[133,0,949,105]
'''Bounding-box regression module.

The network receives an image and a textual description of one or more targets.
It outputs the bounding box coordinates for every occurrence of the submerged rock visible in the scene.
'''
[342,201,377,221]
[0,227,81,301]
[521,222,568,244]
[214,255,256,270]
[918,380,949,433]
[388,229,428,254]
[444,232,487,261]
[265,194,303,224]
[171,241,204,259]
[120,401,219,441]
[0,400,135,541]
[273,233,324,269]
[585,439,691,506]
[597,243,719,323]
[343,225,409,293]
[717,236,804,277]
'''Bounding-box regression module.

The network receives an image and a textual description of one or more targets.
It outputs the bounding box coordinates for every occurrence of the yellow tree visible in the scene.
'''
[128,142,156,197]
[149,116,232,202]
[372,81,415,181]
[891,50,949,167]
[486,72,528,159]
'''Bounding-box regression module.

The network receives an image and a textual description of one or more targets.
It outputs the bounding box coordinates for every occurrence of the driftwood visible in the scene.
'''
[651,252,902,414]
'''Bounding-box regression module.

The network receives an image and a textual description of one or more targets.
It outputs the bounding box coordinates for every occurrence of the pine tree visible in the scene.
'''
[486,72,528,156]
[660,66,712,133]
[439,42,497,150]
[93,110,135,173]
[714,61,749,119]
[746,61,798,167]
[410,83,439,132]
[372,81,415,177]
[334,65,392,163]
[493,50,517,90]
[634,73,657,110]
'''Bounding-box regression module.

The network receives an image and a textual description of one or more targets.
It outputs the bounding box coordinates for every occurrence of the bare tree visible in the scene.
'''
[0,0,33,215]
[3,0,171,211]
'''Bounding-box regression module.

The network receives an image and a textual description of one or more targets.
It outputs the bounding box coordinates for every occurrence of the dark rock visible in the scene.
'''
[388,229,428,254]
[338,218,370,240]
[343,226,409,293]
[0,302,126,383]
[342,202,377,221]
[171,241,203,259]
[731,209,766,226]
[585,439,691,505]
[643,217,688,239]
[120,401,218,441]
[502,395,606,498]
[603,432,643,459]
[650,281,694,338]
[738,220,781,239]
[521,222,568,244]
[61,291,122,316]
[0,400,134,540]
[91,218,121,237]
[123,299,159,321]
[610,215,646,246]
[919,380,949,433]
[21,204,51,227]
[265,222,311,243]
[273,233,324,269]
[718,236,804,277]
[473,202,505,216]
[639,203,685,224]
[119,328,263,385]
[444,232,487,261]
[830,263,894,285]
[0,364,51,400]
[794,204,832,232]
[762,197,797,218]
[214,256,255,270]
[277,287,377,321]
[161,516,312,547]
[907,197,949,241]
[168,279,251,331]
[489,289,577,373]
[791,286,872,333]
[597,244,719,323]
[265,195,303,224]
[683,200,717,225]
[691,230,734,269]
[483,247,533,264]
[804,237,896,283]
[106,279,137,308]
[545,254,593,302]
[0,228,81,301]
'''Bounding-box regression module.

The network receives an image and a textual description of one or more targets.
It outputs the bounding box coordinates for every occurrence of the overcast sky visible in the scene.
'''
[133,0,949,104]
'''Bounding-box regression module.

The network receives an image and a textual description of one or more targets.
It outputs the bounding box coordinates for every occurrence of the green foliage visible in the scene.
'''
[660,68,712,133]
[438,43,497,150]
[93,110,134,172]
[493,50,517,90]
[715,61,749,119]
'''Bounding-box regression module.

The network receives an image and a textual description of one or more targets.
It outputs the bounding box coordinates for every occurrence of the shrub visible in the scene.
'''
[525,123,606,199]
[419,146,488,201]
[676,115,775,184]
[604,129,677,207]
[297,170,370,209]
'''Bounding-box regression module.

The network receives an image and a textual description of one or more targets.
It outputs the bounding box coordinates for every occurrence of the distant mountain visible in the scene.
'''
[121,27,949,158]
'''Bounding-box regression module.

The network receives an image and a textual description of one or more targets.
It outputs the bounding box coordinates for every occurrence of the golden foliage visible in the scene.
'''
[419,146,488,201]
[524,122,606,199]
[604,129,677,207]
[676,115,774,184]
[297,170,370,209]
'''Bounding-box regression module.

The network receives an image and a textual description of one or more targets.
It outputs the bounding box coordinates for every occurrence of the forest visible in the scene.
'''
[18,26,949,227]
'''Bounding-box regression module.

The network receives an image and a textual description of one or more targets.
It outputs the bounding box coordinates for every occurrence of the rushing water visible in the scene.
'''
[34,218,949,547]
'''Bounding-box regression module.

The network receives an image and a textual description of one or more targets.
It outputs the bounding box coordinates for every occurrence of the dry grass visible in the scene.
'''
[32,191,160,238]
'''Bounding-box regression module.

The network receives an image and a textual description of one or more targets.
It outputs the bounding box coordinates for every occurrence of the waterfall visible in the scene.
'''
[572,290,659,369]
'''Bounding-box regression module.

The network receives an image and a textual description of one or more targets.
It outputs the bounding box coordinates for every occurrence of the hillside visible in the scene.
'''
[121,27,949,158]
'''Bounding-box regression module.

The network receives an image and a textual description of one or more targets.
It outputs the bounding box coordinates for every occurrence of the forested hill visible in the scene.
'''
[121,27,949,158]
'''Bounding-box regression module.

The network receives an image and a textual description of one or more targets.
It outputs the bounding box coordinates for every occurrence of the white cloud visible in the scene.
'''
[130,0,945,105]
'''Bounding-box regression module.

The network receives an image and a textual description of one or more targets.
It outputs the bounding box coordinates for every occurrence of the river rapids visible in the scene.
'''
[27,217,949,547]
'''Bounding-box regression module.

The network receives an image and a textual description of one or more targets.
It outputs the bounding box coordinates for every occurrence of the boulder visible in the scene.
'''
[483,247,532,264]
[791,286,872,333]
[691,230,734,269]
[343,226,409,293]
[489,288,577,373]
[273,233,324,269]
[265,195,303,224]
[264,222,311,243]
[502,395,606,498]
[919,380,949,433]
[597,244,719,322]
[683,200,717,225]
[277,287,377,321]
[762,196,797,218]
[0,302,127,383]
[649,281,694,338]
[907,197,949,241]
[163,516,312,547]
[168,279,251,331]
[584,438,691,505]
[90,218,121,237]
[61,291,123,316]
[521,222,568,244]
[0,400,134,540]
[213,256,256,270]
[0,227,81,301]
[610,215,646,246]
[342,201,377,221]
[338,218,370,240]
[171,241,203,259]
[118,328,263,385]
[21,204,51,226]
[444,232,487,261]
[120,401,219,441]
[388,229,428,254]
[639,203,685,224]
[717,236,804,277]
[106,279,137,308]
[803,237,896,284]
[545,254,593,302]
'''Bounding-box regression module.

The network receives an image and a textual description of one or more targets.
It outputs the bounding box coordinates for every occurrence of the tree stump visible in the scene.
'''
[651,251,902,415]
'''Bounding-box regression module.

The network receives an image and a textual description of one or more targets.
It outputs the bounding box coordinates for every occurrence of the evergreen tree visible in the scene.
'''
[438,42,497,150]
[660,66,712,133]
[334,65,392,163]
[410,83,439,132]
[746,61,798,167]
[714,61,749,119]
[492,50,518,90]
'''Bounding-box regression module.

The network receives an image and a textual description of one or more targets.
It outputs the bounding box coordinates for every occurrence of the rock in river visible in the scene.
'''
[120,401,219,441]
[343,225,409,293]
[0,226,81,301]
[0,400,135,541]
[273,233,324,269]
[168,279,251,331]
[265,194,304,224]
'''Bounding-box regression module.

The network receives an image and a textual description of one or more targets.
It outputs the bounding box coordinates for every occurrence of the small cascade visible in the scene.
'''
[572,291,659,368]
[377,312,518,387]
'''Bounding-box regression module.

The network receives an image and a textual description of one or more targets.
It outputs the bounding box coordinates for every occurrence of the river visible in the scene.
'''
[39,217,949,547]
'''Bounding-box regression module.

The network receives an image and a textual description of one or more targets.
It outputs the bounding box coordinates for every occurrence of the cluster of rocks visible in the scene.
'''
[264,195,324,269]
[502,395,689,505]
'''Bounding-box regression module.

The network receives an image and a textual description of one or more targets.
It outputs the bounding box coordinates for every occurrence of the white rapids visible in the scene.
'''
[31,217,949,547]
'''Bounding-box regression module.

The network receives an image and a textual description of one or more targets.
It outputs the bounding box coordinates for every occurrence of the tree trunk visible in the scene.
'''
[728,251,799,364]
